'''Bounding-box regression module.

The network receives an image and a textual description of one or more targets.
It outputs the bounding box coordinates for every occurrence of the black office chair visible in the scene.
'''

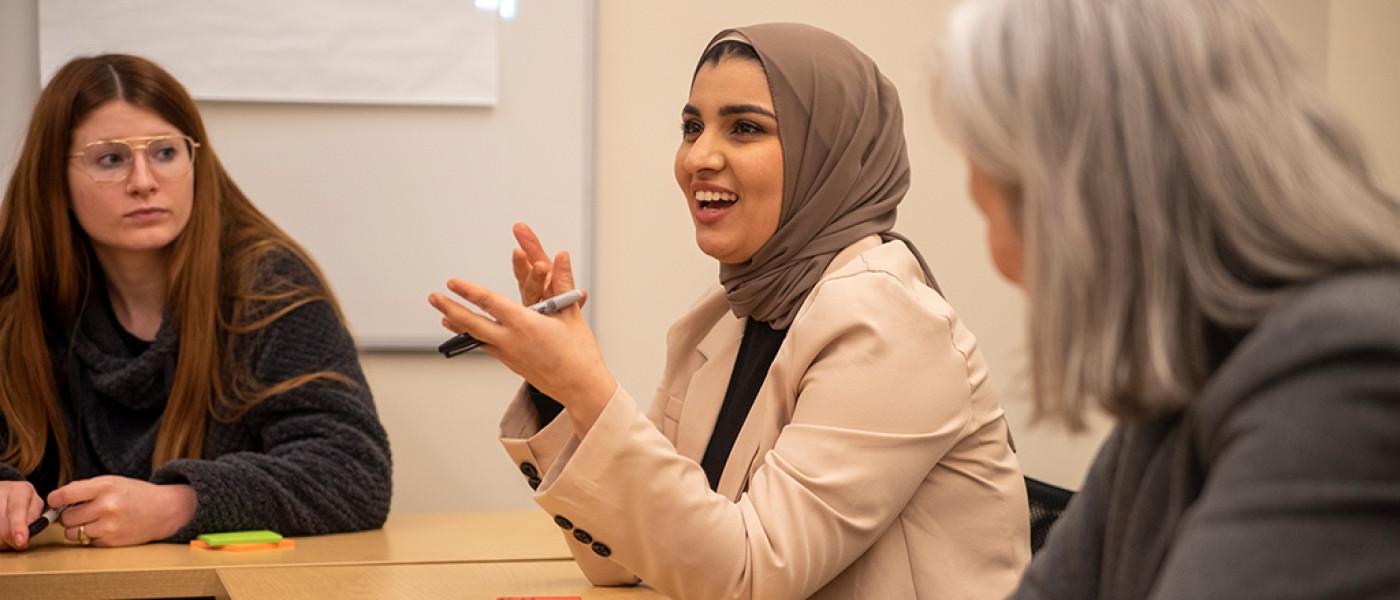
[1025,476,1074,554]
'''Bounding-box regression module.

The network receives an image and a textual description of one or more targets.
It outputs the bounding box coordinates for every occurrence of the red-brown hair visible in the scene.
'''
[0,54,350,481]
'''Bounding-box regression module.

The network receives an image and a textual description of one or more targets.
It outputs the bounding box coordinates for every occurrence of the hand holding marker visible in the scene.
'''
[438,289,585,357]
[27,505,67,538]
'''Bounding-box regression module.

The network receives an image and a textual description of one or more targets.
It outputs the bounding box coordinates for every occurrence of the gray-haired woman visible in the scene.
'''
[937,0,1400,598]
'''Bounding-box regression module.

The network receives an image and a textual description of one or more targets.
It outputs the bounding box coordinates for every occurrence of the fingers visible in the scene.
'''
[62,524,106,546]
[444,279,529,322]
[512,248,531,287]
[1,492,16,549]
[512,249,550,298]
[25,492,41,524]
[526,262,550,304]
[445,279,532,324]
[513,222,551,265]
[58,499,103,529]
[1,483,40,549]
[428,293,501,343]
[48,477,106,510]
[19,490,40,549]
[550,251,576,296]
[428,281,530,346]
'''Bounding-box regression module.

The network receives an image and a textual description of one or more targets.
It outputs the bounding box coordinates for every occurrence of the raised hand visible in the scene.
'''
[430,249,615,436]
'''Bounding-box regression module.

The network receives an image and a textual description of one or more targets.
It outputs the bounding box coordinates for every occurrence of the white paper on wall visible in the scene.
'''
[39,0,498,106]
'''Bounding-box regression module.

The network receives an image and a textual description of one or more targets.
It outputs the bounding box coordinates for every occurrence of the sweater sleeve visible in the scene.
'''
[1009,430,1121,600]
[151,257,392,540]
[1145,346,1400,598]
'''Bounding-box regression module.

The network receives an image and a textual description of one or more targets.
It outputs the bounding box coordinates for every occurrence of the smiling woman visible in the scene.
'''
[430,23,1030,600]
[0,54,392,550]
[676,42,783,266]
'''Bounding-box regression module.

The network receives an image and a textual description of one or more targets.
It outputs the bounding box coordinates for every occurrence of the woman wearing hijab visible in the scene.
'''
[430,23,1029,599]
[937,0,1400,598]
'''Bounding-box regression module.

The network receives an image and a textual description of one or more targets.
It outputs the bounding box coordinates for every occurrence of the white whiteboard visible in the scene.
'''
[38,0,498,106]
[37,1,593,349]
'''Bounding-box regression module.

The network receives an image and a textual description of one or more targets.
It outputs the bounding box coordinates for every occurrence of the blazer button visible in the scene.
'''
[553,515,573,530]
[591,542,612,557]
[527,476,542,490]
[519,462,539,478]
[573,529,593,545]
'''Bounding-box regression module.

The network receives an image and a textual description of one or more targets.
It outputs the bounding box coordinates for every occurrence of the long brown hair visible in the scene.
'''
[0,54,352,481]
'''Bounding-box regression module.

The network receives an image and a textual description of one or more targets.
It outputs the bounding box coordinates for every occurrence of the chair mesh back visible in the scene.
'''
[1025,476,1074,554]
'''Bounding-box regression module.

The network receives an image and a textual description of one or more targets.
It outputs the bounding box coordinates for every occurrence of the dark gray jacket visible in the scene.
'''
[0,253,392,540]
[1012,269,1400,600]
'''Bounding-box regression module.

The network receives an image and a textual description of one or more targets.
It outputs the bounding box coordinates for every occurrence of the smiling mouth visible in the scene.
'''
[696,190,738,210]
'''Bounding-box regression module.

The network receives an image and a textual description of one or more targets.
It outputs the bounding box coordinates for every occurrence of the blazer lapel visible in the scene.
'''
[712,235,886,500]
[714,385,771,500]
[673,310,745,461]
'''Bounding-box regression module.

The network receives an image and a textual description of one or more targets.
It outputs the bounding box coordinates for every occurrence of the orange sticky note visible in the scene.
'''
[190,538,296,551]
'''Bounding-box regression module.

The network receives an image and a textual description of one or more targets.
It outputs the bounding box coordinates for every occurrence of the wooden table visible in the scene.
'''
[0,511,609,599]
[218,561,666,599]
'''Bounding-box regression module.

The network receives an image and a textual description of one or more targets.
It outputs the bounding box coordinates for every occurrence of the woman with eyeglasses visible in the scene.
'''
[0,54,392,549]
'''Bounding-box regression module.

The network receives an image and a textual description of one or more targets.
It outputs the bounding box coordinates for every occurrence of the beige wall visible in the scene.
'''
[0,2,39,177]
[0,1,1395,512]
[1328,0,1400,192]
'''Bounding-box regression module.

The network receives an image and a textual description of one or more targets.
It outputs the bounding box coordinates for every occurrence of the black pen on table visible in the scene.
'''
[438,289,586,358]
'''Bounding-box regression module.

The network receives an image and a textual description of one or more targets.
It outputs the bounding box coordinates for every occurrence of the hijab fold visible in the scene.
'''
[709,23,939,328]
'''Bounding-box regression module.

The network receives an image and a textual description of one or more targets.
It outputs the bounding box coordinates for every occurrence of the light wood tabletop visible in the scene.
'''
[217,561,669,600]
[0,511,574,599]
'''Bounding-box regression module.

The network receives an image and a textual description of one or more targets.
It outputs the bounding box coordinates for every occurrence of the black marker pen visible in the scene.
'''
[438,289,585,357]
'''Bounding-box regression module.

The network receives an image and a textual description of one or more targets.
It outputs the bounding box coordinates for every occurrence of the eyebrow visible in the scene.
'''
[681,103,777,120]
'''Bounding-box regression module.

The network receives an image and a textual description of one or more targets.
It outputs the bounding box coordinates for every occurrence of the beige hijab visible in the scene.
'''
[706,23,938,328]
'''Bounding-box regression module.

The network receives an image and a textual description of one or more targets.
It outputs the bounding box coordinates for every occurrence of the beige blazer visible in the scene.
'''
[500,236,1030,600]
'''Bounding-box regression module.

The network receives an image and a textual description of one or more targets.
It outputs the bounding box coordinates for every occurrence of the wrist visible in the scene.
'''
[158,484,198,539]
[569,373,617,437]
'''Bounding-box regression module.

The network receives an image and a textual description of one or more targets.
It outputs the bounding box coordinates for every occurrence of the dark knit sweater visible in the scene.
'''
[0,253,393,541]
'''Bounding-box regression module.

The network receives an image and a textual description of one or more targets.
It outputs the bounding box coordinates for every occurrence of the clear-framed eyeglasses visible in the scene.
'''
[68,135,201,184]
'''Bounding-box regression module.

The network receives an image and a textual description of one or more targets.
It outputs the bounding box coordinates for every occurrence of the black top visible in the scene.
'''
[2,251,393,541]
[700,318,787,490]
[529,317,788,491]
[1010,269,1400,600]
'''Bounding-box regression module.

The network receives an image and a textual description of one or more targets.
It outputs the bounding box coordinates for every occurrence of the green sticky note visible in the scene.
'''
[197,530,284,547]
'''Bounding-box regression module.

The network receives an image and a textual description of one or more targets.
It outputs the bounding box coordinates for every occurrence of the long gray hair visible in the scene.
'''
[938,0,1400,428]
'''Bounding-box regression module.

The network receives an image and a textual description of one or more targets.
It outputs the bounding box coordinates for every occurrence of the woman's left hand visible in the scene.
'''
[429,250,617,435]
[48,476,196,547]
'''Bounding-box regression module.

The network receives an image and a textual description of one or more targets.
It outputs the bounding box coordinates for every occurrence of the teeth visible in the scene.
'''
[696,191,737,202]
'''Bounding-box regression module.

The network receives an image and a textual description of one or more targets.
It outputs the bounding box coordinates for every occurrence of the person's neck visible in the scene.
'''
[96,247,169,342]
